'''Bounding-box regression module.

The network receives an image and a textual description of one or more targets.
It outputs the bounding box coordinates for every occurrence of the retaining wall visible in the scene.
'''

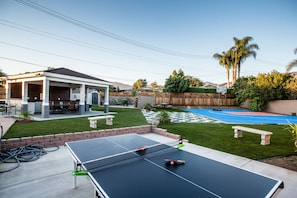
[0,125,180,151]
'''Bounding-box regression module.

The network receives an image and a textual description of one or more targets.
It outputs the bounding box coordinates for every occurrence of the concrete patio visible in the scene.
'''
[0,133,296,197]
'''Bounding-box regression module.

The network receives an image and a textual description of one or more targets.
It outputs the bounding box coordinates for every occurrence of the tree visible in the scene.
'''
[150,81,158,89]
[232,76,255,105]
[150,81,163,89]
[213,49,233,87]
[231,36,259,82]
[164,69,190,93]
[232,76,270,111]
[285,76,297,99]
[285,48,297,72]
[132,79,147,89]
[185,76,203,87]
[255,71,291,100]
[232,71,294,111]
[213,36,258,86]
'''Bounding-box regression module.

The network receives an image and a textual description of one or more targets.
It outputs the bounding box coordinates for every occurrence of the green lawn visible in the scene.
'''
[4,106,296,160]
[159,123,295,159]
[4,107,147,138]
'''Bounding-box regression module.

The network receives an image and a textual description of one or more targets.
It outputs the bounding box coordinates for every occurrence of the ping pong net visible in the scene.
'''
[82,139,183,172]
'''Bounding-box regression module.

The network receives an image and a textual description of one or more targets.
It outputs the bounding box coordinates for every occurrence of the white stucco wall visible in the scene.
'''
[265,100,297,115]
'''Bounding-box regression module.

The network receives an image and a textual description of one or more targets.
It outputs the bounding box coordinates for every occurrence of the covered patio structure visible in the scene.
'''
[4,67,112,118]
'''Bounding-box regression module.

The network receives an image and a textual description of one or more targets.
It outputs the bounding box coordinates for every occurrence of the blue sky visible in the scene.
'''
[0,0,296,86]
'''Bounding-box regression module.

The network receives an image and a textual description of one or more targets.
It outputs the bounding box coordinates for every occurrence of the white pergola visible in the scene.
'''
[5,68,112,118]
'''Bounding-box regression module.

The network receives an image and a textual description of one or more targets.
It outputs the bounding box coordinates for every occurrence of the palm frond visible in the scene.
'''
[213,53,222,60]
[286,60,297,72]
[247,44,259,50]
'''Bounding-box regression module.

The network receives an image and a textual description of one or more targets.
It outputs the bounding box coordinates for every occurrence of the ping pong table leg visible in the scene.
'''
[94,189,98,198]
[73,161,78,188]
[94,188,104,198]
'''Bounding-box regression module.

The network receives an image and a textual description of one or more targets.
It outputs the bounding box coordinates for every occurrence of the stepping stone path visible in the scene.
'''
[142,110,221,124]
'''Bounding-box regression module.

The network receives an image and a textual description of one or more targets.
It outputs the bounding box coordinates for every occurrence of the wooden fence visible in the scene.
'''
[153,92,235,106]
[109,92,235,107]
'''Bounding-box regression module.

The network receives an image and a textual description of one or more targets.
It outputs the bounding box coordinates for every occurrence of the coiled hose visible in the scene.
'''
[0,144,59,173]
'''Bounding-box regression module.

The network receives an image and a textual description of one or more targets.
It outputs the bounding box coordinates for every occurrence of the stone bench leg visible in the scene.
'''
[261,135,271,145]
[89,120,97,128]
[106,118,113,125]
[234,129,243,138]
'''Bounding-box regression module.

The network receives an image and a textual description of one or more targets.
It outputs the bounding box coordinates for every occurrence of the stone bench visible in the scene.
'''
[232,126,273,145]
[88,115,115,128]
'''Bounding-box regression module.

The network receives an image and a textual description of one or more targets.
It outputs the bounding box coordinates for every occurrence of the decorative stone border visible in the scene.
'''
[0,125,180,150]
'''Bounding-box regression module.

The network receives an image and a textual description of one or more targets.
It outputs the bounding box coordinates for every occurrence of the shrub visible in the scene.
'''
[144,103,153,111]
[21,111,30,120]
[285,123,297,151]
[122,98,129,106]
[157,111,171,124]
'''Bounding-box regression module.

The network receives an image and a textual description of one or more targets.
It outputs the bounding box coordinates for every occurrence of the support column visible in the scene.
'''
[41,78,50,118]
[104,86,109,113]
[79,84,85,115]
[5,82,12,114]
[5,81,11,104]
[85,87,90,112]
[21,81,28,112]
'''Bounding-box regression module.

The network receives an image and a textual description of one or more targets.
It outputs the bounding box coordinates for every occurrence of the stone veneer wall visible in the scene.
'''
[0,125,180,151]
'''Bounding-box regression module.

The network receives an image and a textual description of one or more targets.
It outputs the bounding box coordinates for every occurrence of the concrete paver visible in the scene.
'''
[0,133,296,198]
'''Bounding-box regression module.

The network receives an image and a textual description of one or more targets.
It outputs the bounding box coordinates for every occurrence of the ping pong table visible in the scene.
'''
[66,133,283,198]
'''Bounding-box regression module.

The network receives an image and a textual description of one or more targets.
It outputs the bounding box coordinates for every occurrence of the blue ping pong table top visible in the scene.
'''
[66,134,283,198]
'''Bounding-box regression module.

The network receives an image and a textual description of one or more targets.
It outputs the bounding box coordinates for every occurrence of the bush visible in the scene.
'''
[144,103,153,111]
[232,72,295,111]
[157,111,171,124]
[187,87,216,93]
[249,96,265,111]
[122,98,129,106]
[285,123,297,151]
[21,111,30,120]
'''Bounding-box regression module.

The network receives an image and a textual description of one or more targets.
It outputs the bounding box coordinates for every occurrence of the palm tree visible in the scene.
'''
[232,36,259,81]
[213,50,233,88]
[286,48,297,72]
[227,47,237,85]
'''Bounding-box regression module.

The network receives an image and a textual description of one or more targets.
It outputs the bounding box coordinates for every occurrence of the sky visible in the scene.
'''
[0,0,296,86]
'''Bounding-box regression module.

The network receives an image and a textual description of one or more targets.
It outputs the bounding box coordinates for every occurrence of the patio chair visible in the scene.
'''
[68,101,76,112]
[0,107,5,115]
